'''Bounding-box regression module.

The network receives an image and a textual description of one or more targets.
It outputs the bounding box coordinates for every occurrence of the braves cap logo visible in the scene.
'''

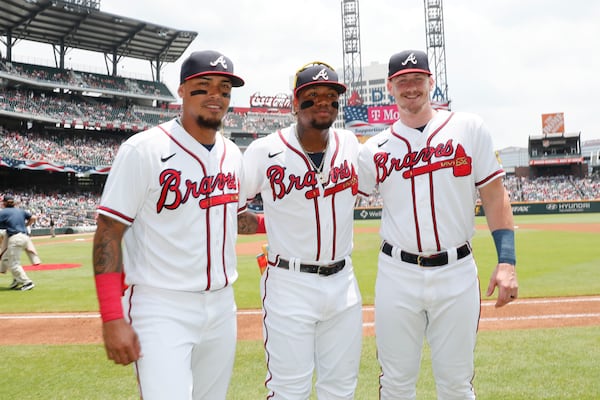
[180,50,244,86]
[293,62,346,96]
[401,53,418,66]
[388,50,431,79]
[210,56,229,70]
[312,68,330,81]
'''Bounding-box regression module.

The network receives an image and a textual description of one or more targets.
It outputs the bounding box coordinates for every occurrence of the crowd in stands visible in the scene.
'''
[1,129,123,166]
[0,60,172,98]
[354,174,600,208]
[0,88,178,130]
[1,189,100,229]
[504,175,600,202]
[0,110,297,168]
[223,111,294,135]
[1,175,597,232]
[0,89,298,141]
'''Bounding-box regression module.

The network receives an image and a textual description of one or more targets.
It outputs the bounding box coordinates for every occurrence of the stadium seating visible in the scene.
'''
[0,61,172,99]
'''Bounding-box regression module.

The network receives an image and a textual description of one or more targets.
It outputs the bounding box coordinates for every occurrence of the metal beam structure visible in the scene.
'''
[424,0,450,109]
[340,0,363,105]
[0,0,197,80]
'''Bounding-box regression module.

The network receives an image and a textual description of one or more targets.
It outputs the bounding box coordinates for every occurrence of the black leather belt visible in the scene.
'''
[276,258,346,276]
[381,241,471,267]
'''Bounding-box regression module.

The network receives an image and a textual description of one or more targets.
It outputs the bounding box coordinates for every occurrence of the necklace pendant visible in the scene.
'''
[318,172,327,184]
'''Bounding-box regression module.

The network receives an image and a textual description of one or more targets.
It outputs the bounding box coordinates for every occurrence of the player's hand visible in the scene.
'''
[486,262,518,308]
[102,318,141,365]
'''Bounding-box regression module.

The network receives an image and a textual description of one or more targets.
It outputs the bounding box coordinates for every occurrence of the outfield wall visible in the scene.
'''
[31,226,96,237]
[29,201,599,235]
[354,200,600,220]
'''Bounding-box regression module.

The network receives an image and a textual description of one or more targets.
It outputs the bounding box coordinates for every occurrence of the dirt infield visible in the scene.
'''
[1,296,598,345]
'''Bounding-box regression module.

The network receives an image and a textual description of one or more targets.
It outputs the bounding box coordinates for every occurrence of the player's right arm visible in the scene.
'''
[93,214,141,365]
[238,211,266,235]
[238,211,258,234]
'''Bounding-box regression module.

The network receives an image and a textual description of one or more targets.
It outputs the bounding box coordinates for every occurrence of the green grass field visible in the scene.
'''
[1,213,599,399]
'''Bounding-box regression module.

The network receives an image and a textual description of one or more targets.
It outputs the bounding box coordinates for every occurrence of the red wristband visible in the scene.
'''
[256,213,266,234]
[94,272,124,323]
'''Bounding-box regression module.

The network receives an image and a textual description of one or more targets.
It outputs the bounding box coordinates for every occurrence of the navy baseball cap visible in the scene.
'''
[293,62,347,97]
[388,50,432,79]
[2,196,14,205]
[180,50,245,87]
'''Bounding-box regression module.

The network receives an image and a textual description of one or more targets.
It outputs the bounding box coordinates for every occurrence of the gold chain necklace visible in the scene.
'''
[296,127,329,185]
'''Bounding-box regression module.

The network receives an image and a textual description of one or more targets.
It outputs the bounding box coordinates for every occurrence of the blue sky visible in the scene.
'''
[7,0,600,150]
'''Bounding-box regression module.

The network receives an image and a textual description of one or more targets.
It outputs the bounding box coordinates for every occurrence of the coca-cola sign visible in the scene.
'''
[249,92,291,109]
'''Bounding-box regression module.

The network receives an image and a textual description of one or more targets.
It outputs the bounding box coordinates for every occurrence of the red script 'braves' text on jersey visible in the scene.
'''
[97,119,245,291]
[243,125,359,263]
[358,110,504,253]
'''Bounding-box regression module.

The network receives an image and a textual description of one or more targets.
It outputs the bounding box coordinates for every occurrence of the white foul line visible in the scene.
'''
[0,313,99,320]
[480,313,600,322]
[361,313,600,328]
[482,296,600,307]
[2,296,599,321]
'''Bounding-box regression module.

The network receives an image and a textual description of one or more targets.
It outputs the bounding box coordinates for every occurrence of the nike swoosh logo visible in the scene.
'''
[268,151,283,158]
[161,153,176,162]
[377,139,389,148]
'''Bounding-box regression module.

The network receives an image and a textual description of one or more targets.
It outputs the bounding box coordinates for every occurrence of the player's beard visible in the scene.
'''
[399,102,426,115]
[195,115,222,130]
[309,113,336,130]
[398,89,430,115]
[310,120,334,130]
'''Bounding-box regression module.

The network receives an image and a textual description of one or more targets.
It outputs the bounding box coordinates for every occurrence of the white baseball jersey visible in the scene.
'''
[97,119,245,291]
[358,110,504,253]
[244,123,363,398]
[243,124,360,263]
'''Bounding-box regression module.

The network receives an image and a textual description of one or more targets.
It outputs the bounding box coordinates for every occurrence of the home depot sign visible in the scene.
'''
[542,112,565,134]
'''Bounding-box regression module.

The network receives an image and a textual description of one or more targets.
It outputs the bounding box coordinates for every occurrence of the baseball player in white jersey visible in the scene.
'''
[238,62,362,399]
[358,50,519,399]
[93,50,246,400]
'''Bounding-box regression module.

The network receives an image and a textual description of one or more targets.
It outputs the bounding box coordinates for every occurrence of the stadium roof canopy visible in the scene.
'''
[0,0,197,79]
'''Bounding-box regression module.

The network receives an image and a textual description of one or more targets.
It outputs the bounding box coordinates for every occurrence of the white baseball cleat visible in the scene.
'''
[20,282,35,291]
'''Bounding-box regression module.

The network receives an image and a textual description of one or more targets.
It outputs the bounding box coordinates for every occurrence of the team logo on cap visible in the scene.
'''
[401,53,418,66]
[210,56,229,69]
[312,68,330,81]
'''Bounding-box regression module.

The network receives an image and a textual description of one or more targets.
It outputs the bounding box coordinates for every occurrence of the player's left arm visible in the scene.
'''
[238,139,267,236]
[479,177,519,307]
